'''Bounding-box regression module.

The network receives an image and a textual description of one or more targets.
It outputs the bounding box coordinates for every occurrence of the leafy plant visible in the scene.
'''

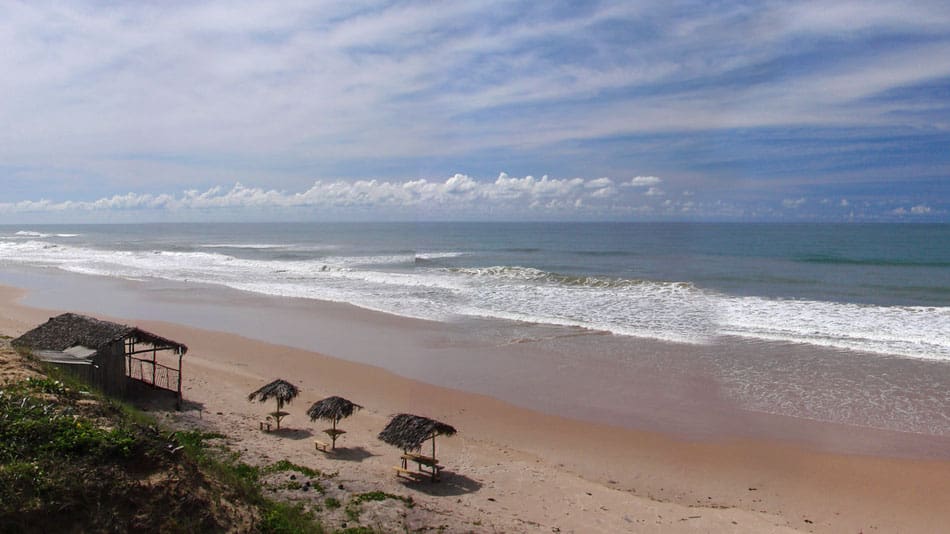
[259,501,322,534]
[264,459,321,478]
[26,377,68,395]
[344,491,414,523]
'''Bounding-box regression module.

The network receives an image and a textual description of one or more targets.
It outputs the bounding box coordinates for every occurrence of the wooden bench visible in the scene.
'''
[401,453,439,467]
[401,453,433,463]
[314,440,331,453]
[393,466,432,481]
[259,421,272,432]
[398,453,444,481]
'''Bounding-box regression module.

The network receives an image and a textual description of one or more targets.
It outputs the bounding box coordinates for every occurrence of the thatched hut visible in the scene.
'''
[307,396,362,449]
[13,313,187,405]
[247,379,299,430]
[378,413,457,457]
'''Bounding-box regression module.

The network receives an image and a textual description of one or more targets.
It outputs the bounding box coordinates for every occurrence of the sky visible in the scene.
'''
[1,0,949,222]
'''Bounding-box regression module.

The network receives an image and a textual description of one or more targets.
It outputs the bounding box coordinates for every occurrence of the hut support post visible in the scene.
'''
[432,436,438,481]
[176,347,183,411]
[331,419,337,449]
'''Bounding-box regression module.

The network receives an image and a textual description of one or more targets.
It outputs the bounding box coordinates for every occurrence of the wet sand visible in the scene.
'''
[2,277,950,532]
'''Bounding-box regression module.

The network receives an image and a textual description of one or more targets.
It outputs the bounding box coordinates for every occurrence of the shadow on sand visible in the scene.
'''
[268,427,314,440]
[321,446,376,462]
[396,471,482,496]
[134,388,205,415]
[177,398,206,413]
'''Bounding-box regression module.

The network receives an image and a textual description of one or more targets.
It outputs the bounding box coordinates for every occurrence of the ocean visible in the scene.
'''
[1,222,948,361]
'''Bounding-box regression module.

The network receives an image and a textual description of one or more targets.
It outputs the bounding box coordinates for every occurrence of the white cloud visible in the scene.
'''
[0,173,666,217]
[585,177,614,189]
[624,176,662,187]
[585,177,616,198]
[1,2,949,222]
[644,187,665,196]
[590,187,616,199]
[893,204,934,216]
[782,197,806,208]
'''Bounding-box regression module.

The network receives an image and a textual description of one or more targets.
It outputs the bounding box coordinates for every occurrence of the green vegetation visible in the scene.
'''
[264,459,323,478]
[0,352,326,533]
[0,373,194,532]
[1,343,433,533]
[260,501,319,534]
[352,491,414,508]
[344,491,415,523]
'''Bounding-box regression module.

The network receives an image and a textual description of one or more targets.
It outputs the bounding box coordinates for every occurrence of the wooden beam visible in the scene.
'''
[126,346,181,356]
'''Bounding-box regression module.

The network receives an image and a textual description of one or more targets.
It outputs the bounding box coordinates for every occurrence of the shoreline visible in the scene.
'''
[4,266,949,449]
[3,281,950,532]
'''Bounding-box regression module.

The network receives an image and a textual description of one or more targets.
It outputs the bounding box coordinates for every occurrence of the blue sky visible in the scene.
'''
[1,0,949,222]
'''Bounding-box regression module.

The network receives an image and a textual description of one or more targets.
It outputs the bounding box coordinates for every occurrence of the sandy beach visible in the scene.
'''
[3,282,950,533]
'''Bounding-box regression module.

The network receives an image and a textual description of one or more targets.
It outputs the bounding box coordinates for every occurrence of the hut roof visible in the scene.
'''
[12,313,187,354]
[377,413,457,451]
[247,379,300,404]
[33,349,96,366]
[307,396,362,422]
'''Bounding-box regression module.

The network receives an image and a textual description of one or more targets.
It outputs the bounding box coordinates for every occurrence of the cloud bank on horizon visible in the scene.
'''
[1,174,681,220]
[1,1,948,221]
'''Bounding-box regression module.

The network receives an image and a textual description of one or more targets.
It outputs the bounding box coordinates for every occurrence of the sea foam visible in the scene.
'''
[11,231,79,238]
[1,238,948,360]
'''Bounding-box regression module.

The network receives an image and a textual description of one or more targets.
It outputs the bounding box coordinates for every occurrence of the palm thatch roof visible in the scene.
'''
[307,396,362,423]
[377,413,457,451]
[247,379,300,405]
[13,313,187,354]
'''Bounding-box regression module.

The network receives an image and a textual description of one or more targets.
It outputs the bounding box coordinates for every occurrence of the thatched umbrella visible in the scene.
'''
[307,396,362,449]
[378,413,457,460]
[247,379,299,430]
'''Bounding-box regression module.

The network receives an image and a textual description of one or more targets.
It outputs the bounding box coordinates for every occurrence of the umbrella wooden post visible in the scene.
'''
[308,396,362,451]
[248,379,300,432]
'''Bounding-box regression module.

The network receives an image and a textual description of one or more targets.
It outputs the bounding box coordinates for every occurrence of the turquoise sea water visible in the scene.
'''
[1,222,948,360]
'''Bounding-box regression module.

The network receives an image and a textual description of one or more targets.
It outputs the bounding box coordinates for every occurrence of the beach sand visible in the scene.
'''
[2,283,949,533]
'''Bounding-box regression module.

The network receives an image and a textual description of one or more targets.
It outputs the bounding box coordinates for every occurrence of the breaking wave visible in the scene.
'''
[1,238,947,360]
